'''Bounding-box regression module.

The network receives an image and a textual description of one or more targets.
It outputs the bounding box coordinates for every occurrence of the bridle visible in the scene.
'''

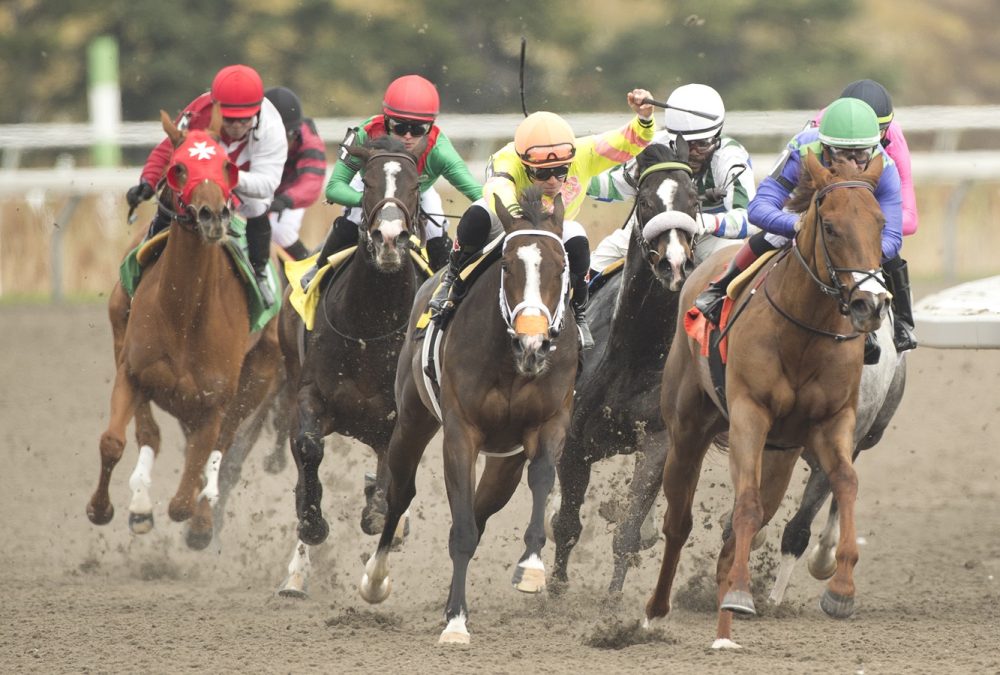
[761,179,886,342]
[624,160,695,267]
[358,152,419,252]
[498,229,570,340]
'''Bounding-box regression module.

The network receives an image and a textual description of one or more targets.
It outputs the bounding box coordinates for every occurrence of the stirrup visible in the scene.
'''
[254,269,275,307]
[892,323,918,353]
[864,332,881,365]
[695,287,725,325]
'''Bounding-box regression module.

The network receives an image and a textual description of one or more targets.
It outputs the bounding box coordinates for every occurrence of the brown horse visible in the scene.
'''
[645,152,889,648]
[276,136,424,597]
[87,106,282,549]
[359,188,578,644]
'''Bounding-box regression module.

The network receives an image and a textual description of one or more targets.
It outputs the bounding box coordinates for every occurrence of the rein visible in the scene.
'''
[318,276,409,348]
[498,229,570,339]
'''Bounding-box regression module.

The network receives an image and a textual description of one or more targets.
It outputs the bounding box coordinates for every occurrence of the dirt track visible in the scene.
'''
[2,300,998,674]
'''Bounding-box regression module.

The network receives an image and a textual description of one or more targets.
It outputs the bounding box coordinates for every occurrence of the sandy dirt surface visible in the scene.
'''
[1,299,998,674]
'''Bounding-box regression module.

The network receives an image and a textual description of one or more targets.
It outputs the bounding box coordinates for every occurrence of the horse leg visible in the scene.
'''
[610,432,668,593]
[168,414,223,526]
[292,383,333,545]
[551,445,594,583]
[359,399,439,607]
[88,364,142,525]
[126,402,161,535]
[277,539,312,599]
[810,414,861,619]
[470,456,535,588]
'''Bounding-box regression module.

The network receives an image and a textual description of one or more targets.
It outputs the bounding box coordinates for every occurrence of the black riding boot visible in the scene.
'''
[571,290,594,351]
[144,208,172,242]
[317,215,360,264]
[694,256,743,325]
[864,332,881,365]
[885,257,918,352]
[246,214,275,307]
[425,234,454,273]
[283,239,310,261]
[429,247,473,325]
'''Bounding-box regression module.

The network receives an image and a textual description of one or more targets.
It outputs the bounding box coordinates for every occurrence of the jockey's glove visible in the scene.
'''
[268,194,293,216]
[126,181,155,209]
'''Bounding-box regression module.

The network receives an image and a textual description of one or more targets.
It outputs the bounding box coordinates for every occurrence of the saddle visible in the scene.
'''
[586,258,625,296]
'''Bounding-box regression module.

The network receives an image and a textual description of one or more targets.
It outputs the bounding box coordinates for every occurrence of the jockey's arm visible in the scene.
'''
[482,147,525,217]
[430,132,483,202]
[700,141,758,239]
[874,158,903,261]
[235,104,287,201]
[747,146,801,238]
[587,162,636,203]
[883,123,919,236]
[275,120,327,211]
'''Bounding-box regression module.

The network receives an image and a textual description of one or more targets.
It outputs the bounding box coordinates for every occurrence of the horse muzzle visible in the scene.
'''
[370,220,410,272]
[510,313,555,377]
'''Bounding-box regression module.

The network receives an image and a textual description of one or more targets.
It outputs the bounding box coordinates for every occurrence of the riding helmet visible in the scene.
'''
[664,83,725,141]
[382,75,440,122]
[211,65,264,118]
[514,112,577,168]
[840,79,894,130]
[818,98,881,148]
[265,86,303,132]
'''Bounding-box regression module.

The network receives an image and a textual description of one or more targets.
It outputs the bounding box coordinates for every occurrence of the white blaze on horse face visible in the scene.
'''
[665,228,688,270]
[656,177,679,212]
[854,270,886,296]
[516,243,544,317]
[377,160,405,242]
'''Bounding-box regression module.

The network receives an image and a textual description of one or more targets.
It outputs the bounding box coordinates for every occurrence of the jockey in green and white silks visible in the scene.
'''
[588,84,758,271]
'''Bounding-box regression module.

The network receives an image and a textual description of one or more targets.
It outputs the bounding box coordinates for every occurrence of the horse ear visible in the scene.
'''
[166,163,188,192]
[208,102,223,137]
[161,110,182,146]
[803,149,830,187]
[493,194,514,231]
[343,143,372,165]
[551,193,565,227]
[225,160,239,190]
[673,134,690,164]
[862,152,884,186]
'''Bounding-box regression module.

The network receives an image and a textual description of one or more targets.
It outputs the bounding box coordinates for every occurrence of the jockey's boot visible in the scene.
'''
[317,215,360,265]
[885,256,918,353]
[247,214,275,307]
[283,239,310,261]
[864,332,881,365]
[693,236,768,325]
[143,208,172,242]
[571,292,595,351]
[425,234,454,273]
[429,247,474,325]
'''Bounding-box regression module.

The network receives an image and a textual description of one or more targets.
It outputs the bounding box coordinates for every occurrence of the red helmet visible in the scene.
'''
[382,75,439,122]
[211,65,264,117]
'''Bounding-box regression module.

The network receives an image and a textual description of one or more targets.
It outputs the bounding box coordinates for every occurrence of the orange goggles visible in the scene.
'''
[518,143,576,167]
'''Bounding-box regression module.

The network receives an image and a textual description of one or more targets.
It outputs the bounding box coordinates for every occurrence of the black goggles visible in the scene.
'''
[386,117,432,137]
[526,164,570,181]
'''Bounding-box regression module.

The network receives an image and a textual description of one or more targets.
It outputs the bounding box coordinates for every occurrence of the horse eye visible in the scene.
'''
[823,220,837,236]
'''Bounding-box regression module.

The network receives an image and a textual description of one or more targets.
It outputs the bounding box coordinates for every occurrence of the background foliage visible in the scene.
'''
[1,0,997,125]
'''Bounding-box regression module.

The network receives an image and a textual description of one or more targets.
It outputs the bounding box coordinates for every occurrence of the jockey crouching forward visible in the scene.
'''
[589,83,758,272]
[126,64,287,306]
[692,97,908,357]
[429,89,658,349]
[317,74,483,272]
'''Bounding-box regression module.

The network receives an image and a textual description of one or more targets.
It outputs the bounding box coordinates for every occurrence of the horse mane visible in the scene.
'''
[784,156,864,214]
[517,186,548,226]
[635,143,681,174]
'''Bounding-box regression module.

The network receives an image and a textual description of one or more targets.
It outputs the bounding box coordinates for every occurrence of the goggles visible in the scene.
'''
[386,117,432,137]
[826,145,875,165]
[222,116,255,126]
[518,143,576,167]
[526,164,570,181]
[686,135,720,152]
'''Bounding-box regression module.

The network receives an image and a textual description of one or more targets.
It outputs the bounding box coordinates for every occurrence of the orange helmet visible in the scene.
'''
[382,75,439,122]
[211,65,264,117]
[514,112,576,168]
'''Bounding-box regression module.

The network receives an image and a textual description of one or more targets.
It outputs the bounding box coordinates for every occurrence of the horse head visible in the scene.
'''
[494,188,571,377]
[629,138,700,291]
[161,104,237,243]
[343,136,422,272]
[791,151,889,333]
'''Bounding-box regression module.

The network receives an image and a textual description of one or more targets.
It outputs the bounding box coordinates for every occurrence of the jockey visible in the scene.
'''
[429,90,658,349]
[588,83,758,271]
[317,74,482,271]
[264,86,327,261]
[125,64,287,306]
[693,97,912,353]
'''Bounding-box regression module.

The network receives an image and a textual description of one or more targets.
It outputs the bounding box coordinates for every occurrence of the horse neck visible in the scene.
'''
[328,250,416,328]
[156,221,230,321]
[606,228,679,358]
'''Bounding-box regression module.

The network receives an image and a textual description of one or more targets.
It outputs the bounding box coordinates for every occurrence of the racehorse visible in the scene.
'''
[87,105,283,549]
[645,152,889,648]
[548,141,701,591]
[359,188,578,645]
[276,136,425,596]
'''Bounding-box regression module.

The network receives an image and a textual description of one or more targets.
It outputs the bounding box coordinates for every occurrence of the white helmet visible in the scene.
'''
[664,84,725,142]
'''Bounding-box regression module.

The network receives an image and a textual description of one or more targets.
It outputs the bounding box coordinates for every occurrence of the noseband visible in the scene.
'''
[499,229,570,339]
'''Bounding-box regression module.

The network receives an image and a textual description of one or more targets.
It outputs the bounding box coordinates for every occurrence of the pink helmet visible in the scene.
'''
[382,75,440,122]
[211,65,264,117]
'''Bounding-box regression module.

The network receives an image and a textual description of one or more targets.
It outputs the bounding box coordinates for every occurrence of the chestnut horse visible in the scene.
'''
[549,141,700,590]
[360,189,578,645]
[645,152,889,648]
[87,106,282,549]
[277,136,424,597]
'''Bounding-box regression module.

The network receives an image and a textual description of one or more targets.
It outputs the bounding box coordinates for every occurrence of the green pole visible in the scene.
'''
[87,36,121,167]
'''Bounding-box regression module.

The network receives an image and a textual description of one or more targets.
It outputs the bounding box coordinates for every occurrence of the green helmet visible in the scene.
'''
[818,97,881,148]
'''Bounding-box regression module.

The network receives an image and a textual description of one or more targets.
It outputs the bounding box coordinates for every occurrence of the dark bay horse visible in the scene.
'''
[360,189,578,644]
[548,142,701,591]
[645,152,889,648]
[277,136,424,596]
[88,106,283,549]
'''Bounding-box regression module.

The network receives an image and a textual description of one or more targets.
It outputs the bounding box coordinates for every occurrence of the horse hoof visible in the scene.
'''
[298,517,329,546]
[711,638,742,650]
[128,511,154,535]
[820,589,855,619]
[359,573,391,604]
[277,573,308,599]
[360,509,384,536]
[720,590,756,616]
[262,450,287,475]
[86,502,114,526]
[186,529,213,551]
[438,614,470,645]
[511,564,546,594]
[807,544,837,580]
